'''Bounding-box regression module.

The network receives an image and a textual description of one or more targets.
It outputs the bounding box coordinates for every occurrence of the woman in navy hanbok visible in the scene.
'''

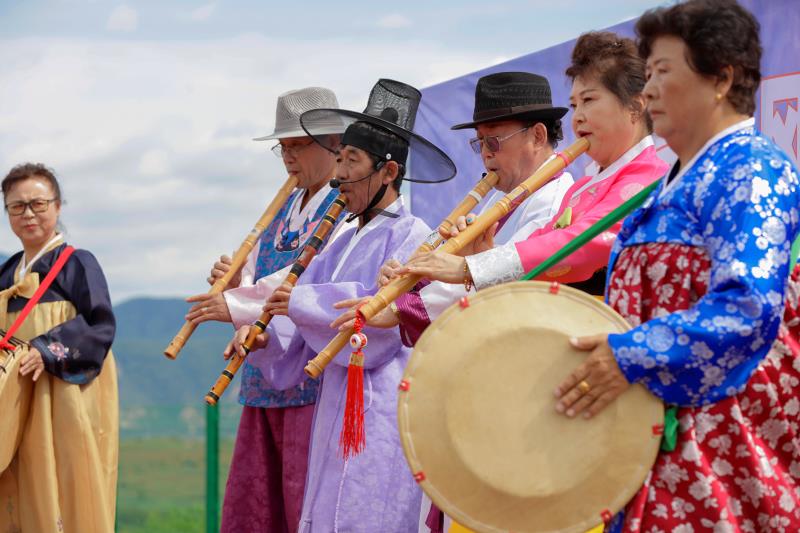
[0,163,117,533]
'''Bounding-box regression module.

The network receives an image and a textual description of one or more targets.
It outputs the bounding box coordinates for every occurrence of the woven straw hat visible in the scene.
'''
[254,86,342,141]
[398,281,663,533]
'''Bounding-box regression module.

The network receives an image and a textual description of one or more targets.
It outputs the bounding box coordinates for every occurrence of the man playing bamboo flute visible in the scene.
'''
[225,79,456,532]
[332,72,575,345]
[184,87,354,533]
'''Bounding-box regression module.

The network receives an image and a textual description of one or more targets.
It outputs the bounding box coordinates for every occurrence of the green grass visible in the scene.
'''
[117,437,235,533]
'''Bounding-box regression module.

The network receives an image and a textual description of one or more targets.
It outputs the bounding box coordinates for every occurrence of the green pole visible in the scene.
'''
[206,402,219,533]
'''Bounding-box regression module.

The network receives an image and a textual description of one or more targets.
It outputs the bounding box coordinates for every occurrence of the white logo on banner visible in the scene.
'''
[761,72,800,165]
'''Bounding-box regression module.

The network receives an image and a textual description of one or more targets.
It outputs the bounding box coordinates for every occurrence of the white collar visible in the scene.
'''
[286,181,334,229]
[19,233,64,278]
[330,196,404,281]
[575,136,655,198]
[660,117,754,197]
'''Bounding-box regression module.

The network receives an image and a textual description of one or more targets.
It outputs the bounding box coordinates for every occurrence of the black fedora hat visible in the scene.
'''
[451,72,568,130]
[300,79,456,184]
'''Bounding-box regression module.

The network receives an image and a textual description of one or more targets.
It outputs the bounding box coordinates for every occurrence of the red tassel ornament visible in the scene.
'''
[340,309,366,458]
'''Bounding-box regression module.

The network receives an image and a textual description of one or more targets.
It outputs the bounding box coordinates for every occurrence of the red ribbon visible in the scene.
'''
[339,307,366,459]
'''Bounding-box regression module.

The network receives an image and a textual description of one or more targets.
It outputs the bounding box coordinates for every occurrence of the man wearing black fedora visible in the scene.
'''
[362,71,574,339]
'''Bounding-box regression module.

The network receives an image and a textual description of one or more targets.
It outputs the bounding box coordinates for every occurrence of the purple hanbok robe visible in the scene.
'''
[250,197,429,533]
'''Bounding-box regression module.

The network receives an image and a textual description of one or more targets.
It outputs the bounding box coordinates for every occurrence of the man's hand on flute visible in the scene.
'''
[207,254,241,287]
[330,297,400,331]
[376,259,404,287]
[223,326,269,360]
[185,292,232,324]
[440,214,497,257]
[262,282,293,316]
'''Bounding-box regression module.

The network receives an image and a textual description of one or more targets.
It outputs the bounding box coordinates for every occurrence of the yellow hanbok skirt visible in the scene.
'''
[0,270,118,533]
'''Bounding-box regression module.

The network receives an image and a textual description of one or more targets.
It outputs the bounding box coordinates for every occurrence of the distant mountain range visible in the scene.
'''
[113,297,245,438]
[1,252,247,438]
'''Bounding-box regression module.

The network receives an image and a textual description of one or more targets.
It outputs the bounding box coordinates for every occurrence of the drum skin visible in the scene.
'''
[398,281,663,533]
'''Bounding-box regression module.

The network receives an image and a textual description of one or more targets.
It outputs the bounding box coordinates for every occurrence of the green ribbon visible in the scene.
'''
[522,179,661,281]
[791,233,800,272]
[661,405,679,451]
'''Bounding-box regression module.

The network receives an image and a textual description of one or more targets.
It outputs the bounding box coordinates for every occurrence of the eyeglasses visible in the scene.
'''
[271,140,315,158]
[5,198,57,216]
[468,126,529,154]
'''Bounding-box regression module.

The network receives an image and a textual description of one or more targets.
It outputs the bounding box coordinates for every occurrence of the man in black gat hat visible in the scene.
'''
[361,71,576,338]
[225,79,456,532]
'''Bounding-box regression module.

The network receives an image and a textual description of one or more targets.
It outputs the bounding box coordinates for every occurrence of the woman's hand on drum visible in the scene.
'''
[441,214,497,257]
[553,334,630,419]
[208,254,241,288]
[223,325,269,360]
[19,347,45,381]
[185,292,232,324]
[262,282,293,316]
[330,297,400,330]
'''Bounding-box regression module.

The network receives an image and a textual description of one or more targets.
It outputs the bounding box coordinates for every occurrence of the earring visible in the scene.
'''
[715,93,723,102]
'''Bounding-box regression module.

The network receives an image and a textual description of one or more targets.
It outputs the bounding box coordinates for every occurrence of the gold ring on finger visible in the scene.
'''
[578,380,591,395]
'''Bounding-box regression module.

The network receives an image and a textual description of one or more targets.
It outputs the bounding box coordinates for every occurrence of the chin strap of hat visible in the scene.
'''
[337,159,401,224]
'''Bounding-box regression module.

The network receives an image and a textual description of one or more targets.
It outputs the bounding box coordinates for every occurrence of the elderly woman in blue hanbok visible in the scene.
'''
[551,1,800,530]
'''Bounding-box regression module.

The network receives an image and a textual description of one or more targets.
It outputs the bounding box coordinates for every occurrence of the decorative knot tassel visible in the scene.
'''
[340,310,367,458]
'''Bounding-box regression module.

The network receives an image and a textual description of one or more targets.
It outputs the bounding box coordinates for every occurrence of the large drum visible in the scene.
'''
[0,342,33,472]
[398,281,663,533]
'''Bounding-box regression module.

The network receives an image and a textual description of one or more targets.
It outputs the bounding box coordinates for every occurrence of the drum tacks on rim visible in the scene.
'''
[398,281,663,533]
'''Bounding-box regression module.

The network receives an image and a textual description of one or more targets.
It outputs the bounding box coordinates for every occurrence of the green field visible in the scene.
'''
[117,437,235,533]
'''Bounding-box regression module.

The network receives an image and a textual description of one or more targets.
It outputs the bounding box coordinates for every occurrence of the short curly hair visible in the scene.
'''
[566,32,651,132]
[2,163,62,203]
[635,0,761,115]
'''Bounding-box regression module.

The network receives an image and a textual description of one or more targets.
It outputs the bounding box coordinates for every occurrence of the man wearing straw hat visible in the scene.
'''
[185,86,355,533]
[225,79,457,532]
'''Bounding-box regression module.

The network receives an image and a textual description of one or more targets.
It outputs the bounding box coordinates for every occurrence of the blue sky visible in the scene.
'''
[0,0,666,301]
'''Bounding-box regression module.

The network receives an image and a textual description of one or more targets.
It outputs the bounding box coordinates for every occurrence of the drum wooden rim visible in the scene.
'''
[398,281,663,533]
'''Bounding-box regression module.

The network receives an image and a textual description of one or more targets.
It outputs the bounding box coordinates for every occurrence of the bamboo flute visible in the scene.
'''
[419,171,499,253]
[303,138,589,378]
[164,175,300,360]
[205,194,347,405]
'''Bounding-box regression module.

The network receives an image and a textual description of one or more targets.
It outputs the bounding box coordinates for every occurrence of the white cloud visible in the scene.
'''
[0,34,497,302]
[189,3,216,22]
[106,5,138,32]
[377,13,412,29]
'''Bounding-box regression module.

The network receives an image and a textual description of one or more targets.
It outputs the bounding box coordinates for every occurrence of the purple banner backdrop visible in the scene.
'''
[409,0,800,228]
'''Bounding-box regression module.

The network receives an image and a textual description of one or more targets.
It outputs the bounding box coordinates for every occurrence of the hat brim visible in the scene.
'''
[300,108,457,184]
[398,281,662,533]
[451,106,569,131]
[253,124,345,142]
